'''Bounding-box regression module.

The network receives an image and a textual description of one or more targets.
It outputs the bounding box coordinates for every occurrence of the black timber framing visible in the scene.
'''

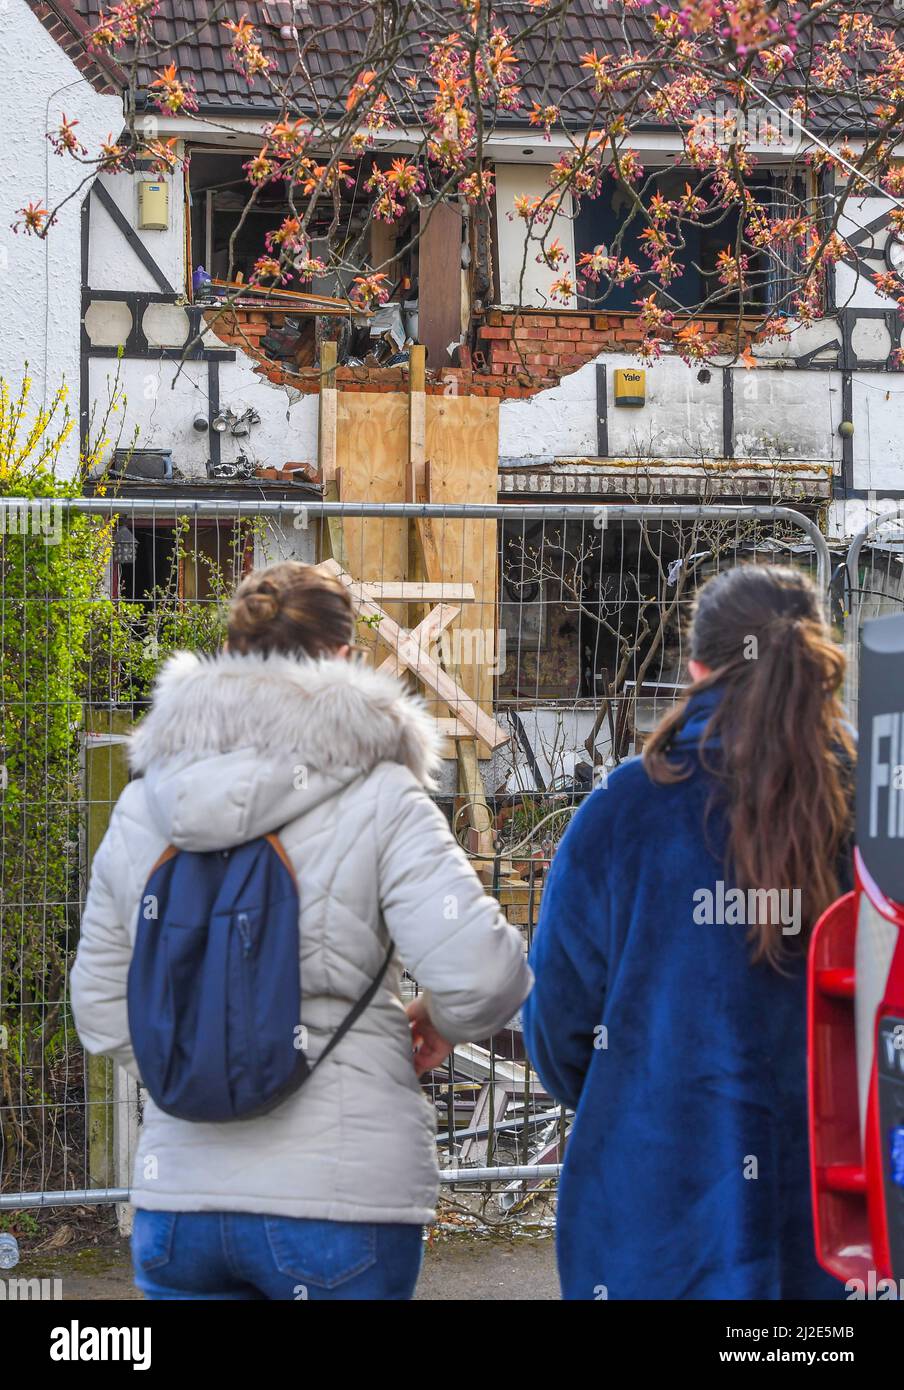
[596,363,608,457]
[722,367,734,459]
[91,179,176,295]
[839,370,854,495]
[80,181,233,460]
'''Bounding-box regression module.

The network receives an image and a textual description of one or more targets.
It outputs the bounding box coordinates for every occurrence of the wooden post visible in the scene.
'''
[319,338,338,483]
[417,202,463,371]
[407,345,427,633]
[407,344,426,504]
[321,478,348,569]
[318,339,341,570]
[84,708,131,1191]
[455,734,497,870]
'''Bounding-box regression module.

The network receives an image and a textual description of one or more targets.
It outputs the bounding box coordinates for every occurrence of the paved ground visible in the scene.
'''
[14,1231,560,1301]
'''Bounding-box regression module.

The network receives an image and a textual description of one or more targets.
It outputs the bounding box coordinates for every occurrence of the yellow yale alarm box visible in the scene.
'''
[614,368,646,408]
[138,180,169,231]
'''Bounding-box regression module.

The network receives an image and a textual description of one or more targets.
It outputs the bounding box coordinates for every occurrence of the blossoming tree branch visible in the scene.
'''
[16,0,904,369]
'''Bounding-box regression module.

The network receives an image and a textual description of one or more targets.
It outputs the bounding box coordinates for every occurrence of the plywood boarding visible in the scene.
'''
[334,391,409,660]
[423,394,499,723]
[326,388,500,740]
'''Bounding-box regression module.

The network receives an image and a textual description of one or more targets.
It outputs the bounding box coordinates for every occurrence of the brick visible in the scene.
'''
[477,325,510,339]
[512,326,549,340]
[286,462,320,483]
[546,339,592,358]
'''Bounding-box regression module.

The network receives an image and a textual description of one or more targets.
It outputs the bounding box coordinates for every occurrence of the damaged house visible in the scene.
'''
[3,0,904,1196]
[3,0,904,782]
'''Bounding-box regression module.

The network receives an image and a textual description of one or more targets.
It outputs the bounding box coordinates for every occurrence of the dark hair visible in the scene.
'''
[227,561,355,659]
[642,565,854,969]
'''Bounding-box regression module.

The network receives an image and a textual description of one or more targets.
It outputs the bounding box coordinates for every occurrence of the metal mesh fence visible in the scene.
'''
[843,506,904,715]
[0,497,830,1212]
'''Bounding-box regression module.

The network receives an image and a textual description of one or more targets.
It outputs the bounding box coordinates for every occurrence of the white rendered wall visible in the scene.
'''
[0,1,121,475]
[87,354,320,478]
[494,164,577,309]
[499,352,839,465]
[88,166,186,294]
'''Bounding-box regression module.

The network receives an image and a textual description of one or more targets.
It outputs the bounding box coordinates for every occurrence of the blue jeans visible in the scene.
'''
[131,1210,424,1300]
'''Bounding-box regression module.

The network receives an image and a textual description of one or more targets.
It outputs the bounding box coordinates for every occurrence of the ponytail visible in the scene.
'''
[643,566,854,969]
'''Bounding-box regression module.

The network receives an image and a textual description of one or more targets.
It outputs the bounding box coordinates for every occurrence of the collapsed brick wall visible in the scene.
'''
[475,308,763,386]
[205,306,761,400]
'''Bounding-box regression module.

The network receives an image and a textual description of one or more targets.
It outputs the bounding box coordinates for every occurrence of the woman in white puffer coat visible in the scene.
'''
[71,560,532,1301]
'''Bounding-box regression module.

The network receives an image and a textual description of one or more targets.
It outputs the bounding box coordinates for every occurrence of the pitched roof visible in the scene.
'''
[70,1,895,129]
[26,0,126,95]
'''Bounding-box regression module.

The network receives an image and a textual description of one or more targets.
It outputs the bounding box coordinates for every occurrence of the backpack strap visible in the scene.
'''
[311,939,395,1075]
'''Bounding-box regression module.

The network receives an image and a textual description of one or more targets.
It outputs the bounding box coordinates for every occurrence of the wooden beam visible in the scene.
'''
[318,339,338,483]
[360,581,475,602]
[456,735,497,860]
[319,558,509,749]
[417,201,463,371]
[407,343,426,504]
[85,709,131,1191]
[92,180,176,295]
[321,477,348,568]
[376,603,461,676]
[596,362,608,458]
[434,718,479,737]
[407,344,428,636]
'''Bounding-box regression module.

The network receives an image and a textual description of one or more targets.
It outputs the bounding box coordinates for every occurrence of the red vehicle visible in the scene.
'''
[809,612,904,1287]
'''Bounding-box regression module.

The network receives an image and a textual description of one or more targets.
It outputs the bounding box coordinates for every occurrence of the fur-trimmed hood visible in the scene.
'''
[130,649,440,783]
[128,650,441,852]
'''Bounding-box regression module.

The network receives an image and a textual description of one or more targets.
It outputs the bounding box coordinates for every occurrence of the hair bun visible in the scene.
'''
[242,590,280,625]
[227,560,355,658]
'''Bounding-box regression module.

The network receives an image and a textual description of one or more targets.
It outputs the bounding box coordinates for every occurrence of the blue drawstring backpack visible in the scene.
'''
[126,834,392,1122]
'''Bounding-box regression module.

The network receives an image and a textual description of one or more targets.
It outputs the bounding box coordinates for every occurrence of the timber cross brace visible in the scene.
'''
[316,557,509,752]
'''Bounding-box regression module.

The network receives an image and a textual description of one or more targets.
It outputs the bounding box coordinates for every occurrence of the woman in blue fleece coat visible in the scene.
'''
[522,565,854,1301]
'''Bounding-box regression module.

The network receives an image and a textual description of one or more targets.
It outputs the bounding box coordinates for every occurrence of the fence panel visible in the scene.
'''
[0,497,829,1215]
[843,506,904,714]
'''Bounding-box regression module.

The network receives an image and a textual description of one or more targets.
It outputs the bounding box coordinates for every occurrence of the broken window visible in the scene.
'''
[186,147,468,372]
